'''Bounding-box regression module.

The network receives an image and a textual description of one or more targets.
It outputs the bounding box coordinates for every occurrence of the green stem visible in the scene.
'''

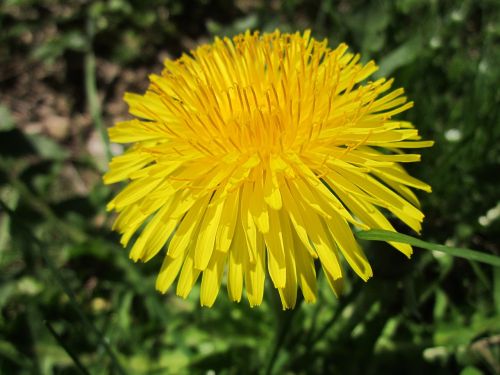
[265,308,297,375]
[264,288,304,375]
[44,320,91,375]
[356,229,500,267]
[84,16,111,164]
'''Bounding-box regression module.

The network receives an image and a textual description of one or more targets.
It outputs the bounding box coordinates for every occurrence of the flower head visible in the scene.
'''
[104,30,433,308]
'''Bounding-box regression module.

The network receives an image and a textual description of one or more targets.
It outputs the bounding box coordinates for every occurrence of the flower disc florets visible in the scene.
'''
[104,30,433,308]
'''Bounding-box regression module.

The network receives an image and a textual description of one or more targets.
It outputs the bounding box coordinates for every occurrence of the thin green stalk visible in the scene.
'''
[469,260,491,290]
[85,17,111,164]
[264,287,304,375]
[44,320,91,375]
[264,308,297,375]
[356,229,500,267]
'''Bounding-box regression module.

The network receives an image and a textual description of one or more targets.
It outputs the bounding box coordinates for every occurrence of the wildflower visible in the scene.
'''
[104,30,433,309]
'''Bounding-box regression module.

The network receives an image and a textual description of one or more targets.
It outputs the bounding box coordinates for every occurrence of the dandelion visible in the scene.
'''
[104,30,433,309]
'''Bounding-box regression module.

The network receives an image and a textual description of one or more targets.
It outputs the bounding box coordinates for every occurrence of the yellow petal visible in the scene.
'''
[386,140,434,148]
[335,168,424,232]
[353,147,421,163]
[108,119,170,143]
[288,177,331,219]
[323,214,373,281]
[200,251,227,307]
[323,271,344,298]
[249,173,270,233]
[263,166,282,210]
[108,177,163,211]
[287,154,365,227]
[293,230,317,303]
[226,155,260,191]
[168,194,211,258]
[382,178,421,208]
[156,254,185,293]
[124,92,174,122]
[373,165,432,192]
[130,159,183,180]
[240,182,257,263]
[215,188,240,252]
[194,190,226,270]
[176,248,201,298]
[263,208,286,288]
[129,200,177,262]
[331,186,413,257]
[227,220,245,302]
[103,150,153,184]
[277,212,297,309]
[279,177,317,257]
[112,204,140,233]
[245,232,266,307]
[297,200,343,280]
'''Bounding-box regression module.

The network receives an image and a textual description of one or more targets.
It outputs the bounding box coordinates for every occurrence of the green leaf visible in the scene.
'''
[32,31,88,63]
[460,367,484,375]
[356,229,500,267]
[0,340,31,368]
[494,267,500,313]
[26,133,69,160]
[375,36,422,77]
[0,105,15,131]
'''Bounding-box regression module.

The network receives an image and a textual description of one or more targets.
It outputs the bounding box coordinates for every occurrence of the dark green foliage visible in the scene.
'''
[0,0,499,374]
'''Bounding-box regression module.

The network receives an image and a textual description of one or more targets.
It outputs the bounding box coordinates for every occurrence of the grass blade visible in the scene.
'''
[44,320,92,375]
[356,229,500,267]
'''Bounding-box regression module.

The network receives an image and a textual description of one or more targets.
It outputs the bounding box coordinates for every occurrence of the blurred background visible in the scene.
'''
[0,0,499,374]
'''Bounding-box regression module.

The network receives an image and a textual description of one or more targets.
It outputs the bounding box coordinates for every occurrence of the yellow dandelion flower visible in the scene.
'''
[104,30,433,309]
